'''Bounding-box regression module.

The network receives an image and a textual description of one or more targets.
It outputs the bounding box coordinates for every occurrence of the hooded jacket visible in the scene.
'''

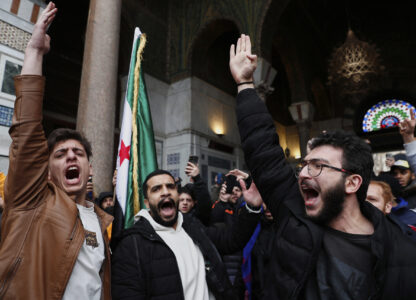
[111,206,260,299]
[0,75,113,300]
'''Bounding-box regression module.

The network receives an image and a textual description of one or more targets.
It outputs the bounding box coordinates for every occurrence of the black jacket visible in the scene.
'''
[111,208,260,300]
[187,174,212,226]
[236,88,416,300]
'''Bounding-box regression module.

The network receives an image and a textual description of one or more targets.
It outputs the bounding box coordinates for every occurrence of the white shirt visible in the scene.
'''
[63,202,105,300]
[137,209,214,300]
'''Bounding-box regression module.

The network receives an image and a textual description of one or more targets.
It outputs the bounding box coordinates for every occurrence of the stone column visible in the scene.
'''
[297,121,311,158]
[289,101,314,159]
[76,0,121,193]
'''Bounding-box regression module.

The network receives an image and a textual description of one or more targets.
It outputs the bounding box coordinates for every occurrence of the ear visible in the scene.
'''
[144,198,149,209]
[385,201,393,215]
[89,163,93,176]
[345,174,362,195]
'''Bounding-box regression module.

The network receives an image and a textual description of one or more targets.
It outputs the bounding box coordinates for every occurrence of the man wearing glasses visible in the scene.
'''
[229,34,416,299]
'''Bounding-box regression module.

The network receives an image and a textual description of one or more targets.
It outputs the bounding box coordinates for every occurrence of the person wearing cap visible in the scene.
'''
[97,192,114,211]
[390,156,416,208]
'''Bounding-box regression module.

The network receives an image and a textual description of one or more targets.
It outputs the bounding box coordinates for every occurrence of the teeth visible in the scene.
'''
[68,166,78,171]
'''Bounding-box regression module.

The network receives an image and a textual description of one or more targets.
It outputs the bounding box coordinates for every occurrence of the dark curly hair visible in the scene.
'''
[47,128,92,159]
[309,130,373,204]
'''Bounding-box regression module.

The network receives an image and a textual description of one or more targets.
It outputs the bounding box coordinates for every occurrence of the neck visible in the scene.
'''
[328,196,374,235]
[71,192,89,207]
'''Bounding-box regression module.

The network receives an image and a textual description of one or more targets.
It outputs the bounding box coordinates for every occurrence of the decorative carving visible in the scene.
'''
[0,21,31,53]
[328,29,384,95]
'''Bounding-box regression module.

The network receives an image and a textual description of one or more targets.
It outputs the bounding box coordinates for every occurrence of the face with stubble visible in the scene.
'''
[144,174,179,227]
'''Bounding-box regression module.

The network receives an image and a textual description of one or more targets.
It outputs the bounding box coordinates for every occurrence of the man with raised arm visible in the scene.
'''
[0,3,112,299]
[229,34,416,299]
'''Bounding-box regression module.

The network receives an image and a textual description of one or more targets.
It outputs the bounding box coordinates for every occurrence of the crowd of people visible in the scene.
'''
[1,3,416,300]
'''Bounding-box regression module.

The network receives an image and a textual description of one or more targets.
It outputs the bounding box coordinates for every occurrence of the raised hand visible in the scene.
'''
[22,2,57,75]
[226,169,249,181]
[219,183,231,202]
[185,162,200,178]
[229,34,257,85]
[239,179,262,208]
[399,109,416,144]
[28,2,57,55]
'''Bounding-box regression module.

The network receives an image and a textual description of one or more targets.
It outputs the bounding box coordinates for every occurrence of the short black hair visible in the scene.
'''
[309,130,373,204]
[47,128,92,159]
[142,169,175,199]
[178,185,195,201]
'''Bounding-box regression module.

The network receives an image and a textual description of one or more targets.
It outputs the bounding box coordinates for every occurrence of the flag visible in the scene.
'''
[115,27,158,229]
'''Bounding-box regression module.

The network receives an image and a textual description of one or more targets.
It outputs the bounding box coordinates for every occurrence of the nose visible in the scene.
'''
[161,184,171,196]
[66,149,77,161]
[298,165,310,179]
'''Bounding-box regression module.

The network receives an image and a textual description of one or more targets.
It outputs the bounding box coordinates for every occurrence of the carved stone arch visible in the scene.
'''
[190,18,240,95]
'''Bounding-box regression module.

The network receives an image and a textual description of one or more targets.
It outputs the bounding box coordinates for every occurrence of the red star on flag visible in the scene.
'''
[119,140,131,166]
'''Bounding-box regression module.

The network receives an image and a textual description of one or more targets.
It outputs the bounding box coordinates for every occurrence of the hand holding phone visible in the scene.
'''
[186,156,200,177]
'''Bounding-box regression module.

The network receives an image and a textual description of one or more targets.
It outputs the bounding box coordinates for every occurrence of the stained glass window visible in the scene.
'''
[362,99,415,132]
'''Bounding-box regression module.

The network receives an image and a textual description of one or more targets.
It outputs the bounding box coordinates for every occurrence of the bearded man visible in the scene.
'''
[230,34,416,299]
[111,169,263,300]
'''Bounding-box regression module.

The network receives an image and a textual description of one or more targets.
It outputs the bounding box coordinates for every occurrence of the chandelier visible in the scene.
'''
[328,29,384,93]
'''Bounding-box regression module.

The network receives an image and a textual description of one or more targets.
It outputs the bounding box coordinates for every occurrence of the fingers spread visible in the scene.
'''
[242,34,246,52]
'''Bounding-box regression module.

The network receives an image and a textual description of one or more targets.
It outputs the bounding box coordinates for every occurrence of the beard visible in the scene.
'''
[307,177,346,225]
[148,198,179,227]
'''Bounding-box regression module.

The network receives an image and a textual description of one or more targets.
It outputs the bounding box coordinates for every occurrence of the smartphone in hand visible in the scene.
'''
[188,155,199,165]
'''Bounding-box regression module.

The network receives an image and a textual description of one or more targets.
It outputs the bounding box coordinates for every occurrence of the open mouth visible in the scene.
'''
[65,166,80,184]
[158,198,176,219]
[300,183,320,207]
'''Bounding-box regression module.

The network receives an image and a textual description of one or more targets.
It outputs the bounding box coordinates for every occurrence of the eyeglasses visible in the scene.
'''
[295,159,352,178]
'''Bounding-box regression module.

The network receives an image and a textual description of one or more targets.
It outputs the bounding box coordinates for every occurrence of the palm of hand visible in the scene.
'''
[243,184,262,207]
[400,119,416,135]
[230,54,255,82]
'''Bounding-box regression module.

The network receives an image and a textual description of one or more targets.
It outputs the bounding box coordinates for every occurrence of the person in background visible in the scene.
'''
[178,186,195,214]
[0,172,5,231]
[366,181,395,214]
[178,161,211,225]
[210,172,225,203]
[97,192,115,212]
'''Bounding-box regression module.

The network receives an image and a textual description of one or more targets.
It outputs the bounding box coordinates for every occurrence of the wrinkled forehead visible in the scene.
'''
[50,139,86,154]
[147,174,175,187]
[305,145,343,166]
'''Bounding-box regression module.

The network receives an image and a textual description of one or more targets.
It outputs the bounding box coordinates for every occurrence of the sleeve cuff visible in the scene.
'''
[245,203,262,214]
[404,140,416,157]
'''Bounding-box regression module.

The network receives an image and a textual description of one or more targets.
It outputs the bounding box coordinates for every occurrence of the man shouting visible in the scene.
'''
[0,3,112,299]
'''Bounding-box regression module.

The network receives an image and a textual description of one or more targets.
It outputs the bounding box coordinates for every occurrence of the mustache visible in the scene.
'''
[299,179,320,191]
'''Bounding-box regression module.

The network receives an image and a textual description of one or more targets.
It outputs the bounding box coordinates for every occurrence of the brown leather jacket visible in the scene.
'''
[0,75,113,299]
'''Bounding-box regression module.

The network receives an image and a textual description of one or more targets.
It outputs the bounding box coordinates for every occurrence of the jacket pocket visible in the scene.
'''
[0,257,23,298]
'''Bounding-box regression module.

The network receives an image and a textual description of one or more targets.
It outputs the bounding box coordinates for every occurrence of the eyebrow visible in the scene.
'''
[303,158,330,164]
[150,182,176,190]
[54,147,85,154]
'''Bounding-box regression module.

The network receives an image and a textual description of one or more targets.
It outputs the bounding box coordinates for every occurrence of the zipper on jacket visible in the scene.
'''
[0,257,22,296]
